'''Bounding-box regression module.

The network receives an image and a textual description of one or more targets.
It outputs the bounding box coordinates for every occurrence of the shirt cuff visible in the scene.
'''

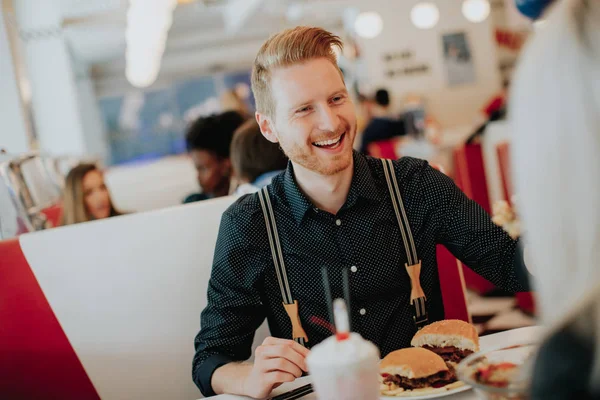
[196,353,235,397]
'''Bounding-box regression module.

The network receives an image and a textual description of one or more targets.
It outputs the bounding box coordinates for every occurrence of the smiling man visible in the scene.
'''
[192,27,530,398]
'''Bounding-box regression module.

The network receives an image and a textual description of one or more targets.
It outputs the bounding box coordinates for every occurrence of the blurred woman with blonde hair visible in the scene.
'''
[61,163,122,226]
[511,0,600,397]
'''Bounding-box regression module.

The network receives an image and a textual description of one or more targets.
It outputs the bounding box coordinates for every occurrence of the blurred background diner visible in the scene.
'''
[1,0,533,220]
[183,110,245,203]
[60,163,123,225]
[229,119,288,195]
[0,0,575,399]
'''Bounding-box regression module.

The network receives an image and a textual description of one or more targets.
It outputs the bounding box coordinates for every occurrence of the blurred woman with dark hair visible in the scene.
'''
[61,164,122,226]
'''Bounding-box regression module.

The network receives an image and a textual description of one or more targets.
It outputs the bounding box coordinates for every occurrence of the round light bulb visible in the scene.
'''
[462,0,491,23]
[410,2,440,29]
[354,11,383,39]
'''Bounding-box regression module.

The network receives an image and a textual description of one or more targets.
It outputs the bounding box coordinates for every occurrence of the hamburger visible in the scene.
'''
[380,347,464,397]
[410,319,479,365]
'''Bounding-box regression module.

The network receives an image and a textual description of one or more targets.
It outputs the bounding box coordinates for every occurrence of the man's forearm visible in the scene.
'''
[211,362,253,396]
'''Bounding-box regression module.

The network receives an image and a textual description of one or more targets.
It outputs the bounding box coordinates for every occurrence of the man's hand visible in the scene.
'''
[211,337,310,399]
[242,337,310,399]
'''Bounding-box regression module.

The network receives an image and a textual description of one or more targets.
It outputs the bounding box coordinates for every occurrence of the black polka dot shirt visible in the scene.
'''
[193,152,530,396]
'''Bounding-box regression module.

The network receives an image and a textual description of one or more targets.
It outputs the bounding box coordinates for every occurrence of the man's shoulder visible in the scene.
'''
[216,194,269,248]
[361,154,429,183]
[223,174,288,224]
[223,192,262,221]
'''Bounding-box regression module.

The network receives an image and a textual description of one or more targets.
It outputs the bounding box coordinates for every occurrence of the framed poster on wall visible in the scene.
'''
[442,32,476,86]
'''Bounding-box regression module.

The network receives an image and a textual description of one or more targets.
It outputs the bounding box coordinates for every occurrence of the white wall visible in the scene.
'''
[0,6,30,153]
[14,0,108,159]
[355,0,502,128]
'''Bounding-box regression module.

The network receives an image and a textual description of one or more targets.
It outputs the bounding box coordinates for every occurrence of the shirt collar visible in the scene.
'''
[283,151,384,225]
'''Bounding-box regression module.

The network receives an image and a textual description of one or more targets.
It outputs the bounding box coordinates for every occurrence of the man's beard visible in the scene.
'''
[278,127,354,176]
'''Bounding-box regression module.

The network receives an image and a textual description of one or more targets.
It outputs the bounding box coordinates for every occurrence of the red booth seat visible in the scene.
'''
[0,238,99,400]
[40,203,63,228]
[367,138,401,160]
[496,142,512,205]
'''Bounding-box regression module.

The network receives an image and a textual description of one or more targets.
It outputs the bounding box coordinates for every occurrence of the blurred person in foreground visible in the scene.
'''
[61,164,122,226]
[192,27,531,398]
[229,119,288,195]
[359,88,406,154]
[511,0,600,398]
[183,111,245,203]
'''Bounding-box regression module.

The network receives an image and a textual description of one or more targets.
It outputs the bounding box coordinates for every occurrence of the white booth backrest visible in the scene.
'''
[104,155,199,213]
[20,196,270,400]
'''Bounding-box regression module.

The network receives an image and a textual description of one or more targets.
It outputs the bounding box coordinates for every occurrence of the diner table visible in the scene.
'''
[207,326,542,400]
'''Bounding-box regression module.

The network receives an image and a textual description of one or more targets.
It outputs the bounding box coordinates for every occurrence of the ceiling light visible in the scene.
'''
[125,0,176,88]
[462,0,491,23]
[410,2,440,29]
[354,11,383,39]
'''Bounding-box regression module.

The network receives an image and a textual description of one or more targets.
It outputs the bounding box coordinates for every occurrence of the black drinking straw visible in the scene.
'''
[321,267,335,332]
[342,267,352,331]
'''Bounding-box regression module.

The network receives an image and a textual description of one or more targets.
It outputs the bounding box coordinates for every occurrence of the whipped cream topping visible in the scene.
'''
[307,333,380,368]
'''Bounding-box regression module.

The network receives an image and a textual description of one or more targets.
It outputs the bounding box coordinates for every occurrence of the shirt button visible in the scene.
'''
[359,308,366,316]
[335,219,342,226]
[350,266,358,273]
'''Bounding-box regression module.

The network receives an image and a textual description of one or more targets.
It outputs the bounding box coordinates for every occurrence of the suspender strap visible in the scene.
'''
[258,187,309,345]
[381,159,429,330]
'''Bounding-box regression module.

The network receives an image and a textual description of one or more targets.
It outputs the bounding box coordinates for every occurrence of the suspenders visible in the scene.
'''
[257,159,429,346]
[258,187,308,347]
[381,159,429,329]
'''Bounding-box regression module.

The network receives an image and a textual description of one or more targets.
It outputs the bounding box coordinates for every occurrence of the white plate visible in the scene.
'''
[380,383,471,399]
[379,327,543,400]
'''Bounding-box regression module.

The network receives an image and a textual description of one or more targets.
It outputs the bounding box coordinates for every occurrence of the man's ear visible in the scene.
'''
[256,112,279,144]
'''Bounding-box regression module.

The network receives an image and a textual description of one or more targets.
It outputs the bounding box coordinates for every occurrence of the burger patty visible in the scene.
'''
[422,345,474,363]
[383,369,457,390]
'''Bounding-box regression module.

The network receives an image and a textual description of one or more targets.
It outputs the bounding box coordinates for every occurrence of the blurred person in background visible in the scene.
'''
[356,93,373,130]
[371,88,395,118]
[229,119,288,196]
[511,0,600,398]
[354,93,373,151]
[359,88,406,154]
[184,111,245,203]
[481,80,509,122]
[466,80,511,144]
[61,164,122,226]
